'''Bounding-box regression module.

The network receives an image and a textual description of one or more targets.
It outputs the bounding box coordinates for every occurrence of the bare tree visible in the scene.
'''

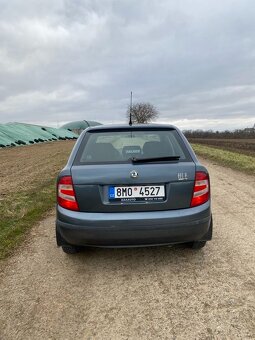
[127,102,159,124]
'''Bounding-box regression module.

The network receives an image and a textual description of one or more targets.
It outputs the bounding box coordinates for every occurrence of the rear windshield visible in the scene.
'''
[74,129,191,164]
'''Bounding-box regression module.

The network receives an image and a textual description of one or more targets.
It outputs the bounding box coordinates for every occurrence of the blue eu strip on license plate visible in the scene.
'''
[109,186,115,199]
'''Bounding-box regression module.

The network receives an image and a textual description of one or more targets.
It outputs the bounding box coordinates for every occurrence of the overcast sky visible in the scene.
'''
[0,0,255,130]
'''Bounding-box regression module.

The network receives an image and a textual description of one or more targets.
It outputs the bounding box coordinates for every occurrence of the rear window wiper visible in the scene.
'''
[131,156,180,163]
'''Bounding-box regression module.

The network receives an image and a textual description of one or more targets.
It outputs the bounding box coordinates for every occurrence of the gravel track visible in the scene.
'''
[0,159,254,339]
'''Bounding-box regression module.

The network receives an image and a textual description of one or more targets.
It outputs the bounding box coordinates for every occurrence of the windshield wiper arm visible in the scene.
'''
[131,156,180,163]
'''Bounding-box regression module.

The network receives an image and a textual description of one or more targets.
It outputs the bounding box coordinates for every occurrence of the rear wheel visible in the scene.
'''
[189,240,207,249]
[56,228,81,254]
[187,216,212,249]
[62,245,80,254]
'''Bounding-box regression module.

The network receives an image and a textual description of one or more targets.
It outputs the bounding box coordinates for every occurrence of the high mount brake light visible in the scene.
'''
[57,176,79,211]
[190,171,210,207]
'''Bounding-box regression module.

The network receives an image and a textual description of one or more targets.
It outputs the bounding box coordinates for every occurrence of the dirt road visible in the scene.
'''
[0,159,254,339]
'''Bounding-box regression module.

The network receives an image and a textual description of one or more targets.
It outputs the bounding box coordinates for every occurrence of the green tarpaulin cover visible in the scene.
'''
[0,123,78,148]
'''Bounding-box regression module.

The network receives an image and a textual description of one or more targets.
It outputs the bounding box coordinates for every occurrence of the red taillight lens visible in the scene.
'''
[190,171,210,207]
[57,176,79,211]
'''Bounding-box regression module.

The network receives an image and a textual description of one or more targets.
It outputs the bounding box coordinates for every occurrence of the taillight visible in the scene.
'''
[190,171,210,207]
[57,176,79,211]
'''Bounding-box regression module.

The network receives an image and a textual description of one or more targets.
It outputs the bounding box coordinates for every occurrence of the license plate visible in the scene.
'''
[108,185,165,202]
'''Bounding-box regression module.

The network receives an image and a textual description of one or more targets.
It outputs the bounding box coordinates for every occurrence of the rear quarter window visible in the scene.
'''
[74,129,192,164]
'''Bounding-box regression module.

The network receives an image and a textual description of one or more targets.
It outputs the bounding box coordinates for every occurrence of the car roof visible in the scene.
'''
[85,123,178,132]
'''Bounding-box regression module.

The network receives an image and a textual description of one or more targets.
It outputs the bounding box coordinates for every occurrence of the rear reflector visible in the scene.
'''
[57,176,79,211]
[190,171,210,207]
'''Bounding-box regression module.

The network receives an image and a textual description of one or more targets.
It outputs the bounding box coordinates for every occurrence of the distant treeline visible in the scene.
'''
[184,128,255,139]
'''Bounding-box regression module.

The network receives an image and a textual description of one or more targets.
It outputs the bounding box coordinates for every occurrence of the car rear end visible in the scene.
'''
[56,125,212,252]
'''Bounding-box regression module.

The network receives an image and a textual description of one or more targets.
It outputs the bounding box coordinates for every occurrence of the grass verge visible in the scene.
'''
[0,179,56,260]
[192,143,255,176]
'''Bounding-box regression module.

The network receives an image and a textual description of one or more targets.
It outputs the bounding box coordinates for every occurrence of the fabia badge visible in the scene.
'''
[130,170,138,178]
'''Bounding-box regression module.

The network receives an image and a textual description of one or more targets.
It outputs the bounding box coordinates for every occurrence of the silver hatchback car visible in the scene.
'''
[56,124,212,254]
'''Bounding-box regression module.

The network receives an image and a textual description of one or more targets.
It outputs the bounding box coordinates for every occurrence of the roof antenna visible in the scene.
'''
[129,91,133,126]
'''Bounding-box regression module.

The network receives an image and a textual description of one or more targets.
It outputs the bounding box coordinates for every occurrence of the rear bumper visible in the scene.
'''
[56,202,212,247]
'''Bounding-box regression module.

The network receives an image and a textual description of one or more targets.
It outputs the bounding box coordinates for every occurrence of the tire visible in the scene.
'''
[62,245,80,254]
[56,228,81,254]
[187,216,213,249]
[189,240,207,249]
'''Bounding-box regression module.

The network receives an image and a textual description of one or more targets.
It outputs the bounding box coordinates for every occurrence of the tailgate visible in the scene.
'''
[71,162,195,212]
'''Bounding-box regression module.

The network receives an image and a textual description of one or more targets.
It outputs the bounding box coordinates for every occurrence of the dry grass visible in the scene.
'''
[192,143,255,175]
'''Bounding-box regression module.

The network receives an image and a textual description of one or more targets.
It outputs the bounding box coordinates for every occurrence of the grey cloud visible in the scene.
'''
[0,0,255,129]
